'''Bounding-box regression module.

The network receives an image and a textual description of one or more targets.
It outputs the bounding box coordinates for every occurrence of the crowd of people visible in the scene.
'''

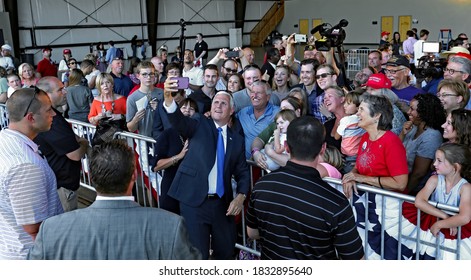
[1,28,471,260]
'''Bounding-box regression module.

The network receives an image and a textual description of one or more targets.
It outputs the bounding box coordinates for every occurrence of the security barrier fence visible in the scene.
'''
[0,104,466,260]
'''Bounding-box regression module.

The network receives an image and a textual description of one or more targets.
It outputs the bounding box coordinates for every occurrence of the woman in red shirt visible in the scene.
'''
[342,94,408,198]
[88,73,126,125]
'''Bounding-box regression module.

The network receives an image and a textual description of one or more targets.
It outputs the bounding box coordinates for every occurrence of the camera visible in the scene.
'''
[294,34,307,43]
[311,19,349,51]
[415,54,446,80]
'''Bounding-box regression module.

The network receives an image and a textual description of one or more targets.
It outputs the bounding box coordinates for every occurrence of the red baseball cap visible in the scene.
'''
[362,73,392,89]
[42,47,52,52]
[381,31,390,37]
[454,52,471,61]
[63,49,71,55]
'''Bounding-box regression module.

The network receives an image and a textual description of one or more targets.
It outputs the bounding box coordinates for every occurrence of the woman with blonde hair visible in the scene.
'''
[18,63,39,87]
[88,73,126,125]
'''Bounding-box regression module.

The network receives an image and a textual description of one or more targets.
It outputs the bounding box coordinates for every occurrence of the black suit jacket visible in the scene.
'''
[167,107,250,207]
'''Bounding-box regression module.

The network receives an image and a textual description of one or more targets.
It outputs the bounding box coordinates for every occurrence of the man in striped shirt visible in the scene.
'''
[246,116,364,260]
[0,88,63,259]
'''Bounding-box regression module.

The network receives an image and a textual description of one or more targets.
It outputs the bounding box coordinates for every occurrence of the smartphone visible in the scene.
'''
[226,51,239,58]
[171,77,189,89]
[294,34,307,43]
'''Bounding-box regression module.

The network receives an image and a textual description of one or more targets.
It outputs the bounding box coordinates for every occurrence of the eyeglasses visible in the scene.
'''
[167,70,180,76]
[68,62,76,65]
[384,68,406,75]
[140,72,156,78]
[23,87,40,117]
[444,67,465,75]
[437,92,458,98]
[315,73,333,79]
[224,67,238,73]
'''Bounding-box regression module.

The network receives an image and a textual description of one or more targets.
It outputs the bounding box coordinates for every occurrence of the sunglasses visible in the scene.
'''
[68,62,76,65]
[224,67,238,73]
[315,73,333,80]
[23,87,40,117]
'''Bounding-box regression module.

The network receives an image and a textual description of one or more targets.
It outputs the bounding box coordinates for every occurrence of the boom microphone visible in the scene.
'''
[310,23,327,35]
[331,19,349,30]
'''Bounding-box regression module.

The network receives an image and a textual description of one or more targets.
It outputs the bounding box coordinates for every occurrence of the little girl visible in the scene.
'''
[261,109,297,171]
[317,145,344,179]
[335,91,365,174]
[414,143,471,238]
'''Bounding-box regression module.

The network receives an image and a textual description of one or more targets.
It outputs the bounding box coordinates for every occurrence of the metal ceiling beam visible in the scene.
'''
[234,0,247,31]
[4,0,19,58]
[146,0,159,57]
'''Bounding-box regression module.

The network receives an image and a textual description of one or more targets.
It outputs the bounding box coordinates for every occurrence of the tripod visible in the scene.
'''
[178,18,191,65]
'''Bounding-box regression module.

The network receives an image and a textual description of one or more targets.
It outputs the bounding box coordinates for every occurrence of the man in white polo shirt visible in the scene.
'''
[0,88,63,259]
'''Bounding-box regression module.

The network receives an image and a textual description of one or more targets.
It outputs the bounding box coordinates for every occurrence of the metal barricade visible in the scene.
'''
[345,48,371,80]
[7,112,465,259]
[113,131,159,208]
[65,119,160,208]
[0,103,8,130]
[236,163,465,260]
[66,119,96,192]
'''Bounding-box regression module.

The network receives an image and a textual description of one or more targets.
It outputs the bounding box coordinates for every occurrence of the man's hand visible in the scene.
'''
[132,109,146,123]
[253,150,268,170]
[226,193,245,216]
[164,77,179,106]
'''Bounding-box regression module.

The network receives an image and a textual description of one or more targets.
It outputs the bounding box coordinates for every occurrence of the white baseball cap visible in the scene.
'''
[1,44,12,51]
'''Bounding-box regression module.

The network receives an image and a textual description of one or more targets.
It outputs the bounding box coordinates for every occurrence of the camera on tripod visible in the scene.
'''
[310,19,349,51]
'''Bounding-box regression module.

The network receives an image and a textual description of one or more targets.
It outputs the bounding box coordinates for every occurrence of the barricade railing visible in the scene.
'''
[0,103,8,130]
[4,108,464,259]
[113,131,159,208]
[345,48,371,80]
[65,119,159,207]
[324,178,463,260]
[236,168,464,260]
[66,119,96,192]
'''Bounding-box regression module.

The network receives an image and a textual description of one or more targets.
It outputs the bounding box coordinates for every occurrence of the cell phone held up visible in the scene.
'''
[171,77,189,89]
[294,34,307,43]
[225,51,239,58]
[170,77,189,96]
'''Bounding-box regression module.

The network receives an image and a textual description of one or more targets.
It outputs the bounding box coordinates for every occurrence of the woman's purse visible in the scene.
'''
[92,116,127,146]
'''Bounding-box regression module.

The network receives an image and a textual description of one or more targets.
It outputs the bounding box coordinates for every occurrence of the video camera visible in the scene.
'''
[311,19,349,51]
[415,54,447,80]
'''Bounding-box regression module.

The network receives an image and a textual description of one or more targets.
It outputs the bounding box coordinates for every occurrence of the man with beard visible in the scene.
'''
[182,49,204,97]
[216,59,239,91]
[385,55,425,105]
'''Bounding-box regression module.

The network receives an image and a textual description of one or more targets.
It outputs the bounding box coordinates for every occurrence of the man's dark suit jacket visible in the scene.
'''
[167,107,250,207]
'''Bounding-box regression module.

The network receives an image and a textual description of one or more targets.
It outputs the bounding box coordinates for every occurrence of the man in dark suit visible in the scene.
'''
[27,139,201,260]
[163,78,251,260]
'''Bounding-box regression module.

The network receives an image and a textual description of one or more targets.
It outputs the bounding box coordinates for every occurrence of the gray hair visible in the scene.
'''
[251,80,271,95]
[449,56,471,74]
[370,88,399,104]
[214,91,235,109]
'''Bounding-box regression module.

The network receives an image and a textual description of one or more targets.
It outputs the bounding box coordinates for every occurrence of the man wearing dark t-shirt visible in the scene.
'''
[246,116,364,260]
[194,33,209,67]
[34,77,89,211]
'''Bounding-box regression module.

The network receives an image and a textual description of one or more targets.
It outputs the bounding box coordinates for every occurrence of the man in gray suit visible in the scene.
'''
[28,140,201,260]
